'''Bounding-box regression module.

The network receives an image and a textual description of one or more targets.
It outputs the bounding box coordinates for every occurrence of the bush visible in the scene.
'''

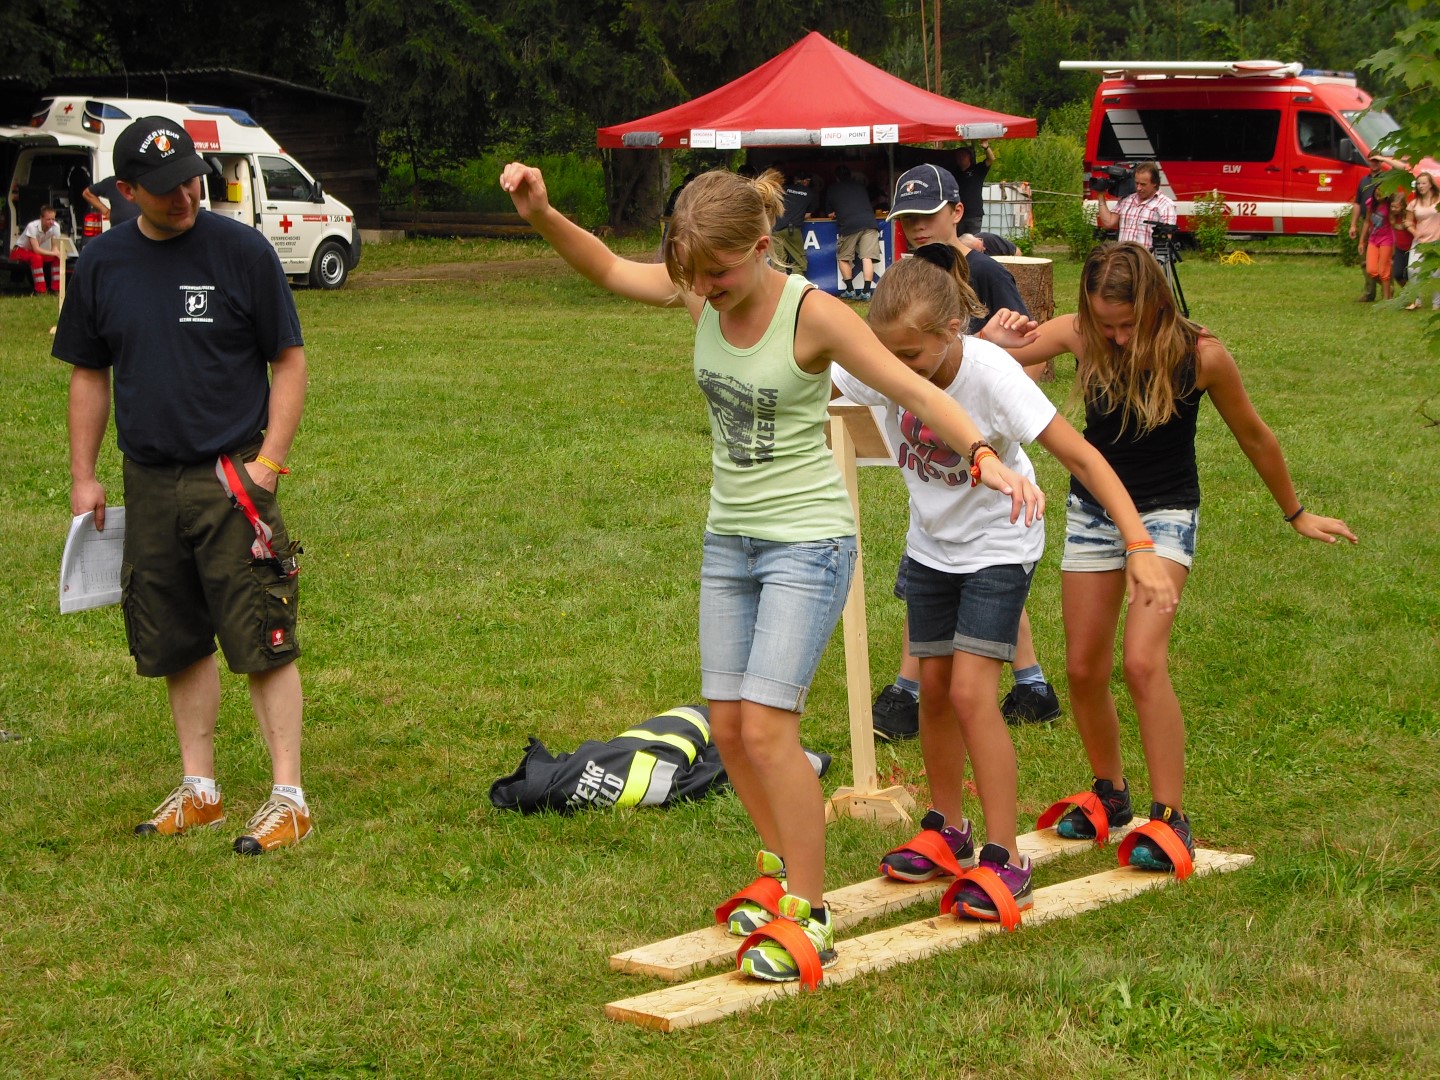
[993,130,1085,241]
[1334,208,1362,266]
[1191,190,1231,258]
[380,152,609,228]
[1060,197,1102,261]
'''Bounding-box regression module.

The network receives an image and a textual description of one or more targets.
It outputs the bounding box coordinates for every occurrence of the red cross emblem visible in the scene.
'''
[64,103,74,113]
[278,216,294,233]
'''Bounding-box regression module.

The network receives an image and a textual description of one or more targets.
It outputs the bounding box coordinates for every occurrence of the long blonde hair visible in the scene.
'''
[1075,242,1201,435]
[866,244,986,337]
[663,168,785,291]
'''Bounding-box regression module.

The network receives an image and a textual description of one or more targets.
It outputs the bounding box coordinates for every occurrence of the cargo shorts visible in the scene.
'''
[120,446,301,678]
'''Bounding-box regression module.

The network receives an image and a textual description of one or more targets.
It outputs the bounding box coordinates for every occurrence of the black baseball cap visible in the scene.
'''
[113,117,212,192]
[888,164,961,219]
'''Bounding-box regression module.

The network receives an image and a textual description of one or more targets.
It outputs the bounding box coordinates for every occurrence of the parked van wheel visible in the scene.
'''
[309,240,349,289]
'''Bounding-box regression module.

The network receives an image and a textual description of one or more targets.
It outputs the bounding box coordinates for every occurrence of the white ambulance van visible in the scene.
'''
[3,96,361,287]
[1060,60,1404,237]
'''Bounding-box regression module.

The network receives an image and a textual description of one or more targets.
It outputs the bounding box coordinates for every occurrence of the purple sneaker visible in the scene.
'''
[880,809,977,882]
[952,843,1034,922]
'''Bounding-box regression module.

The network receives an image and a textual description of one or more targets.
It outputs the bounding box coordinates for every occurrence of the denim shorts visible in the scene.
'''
[1061,494,1198,572]
[699,532,858,713]
[906,559,1034,662]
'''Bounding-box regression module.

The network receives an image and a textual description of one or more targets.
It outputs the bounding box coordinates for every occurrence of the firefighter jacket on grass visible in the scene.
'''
[489,704,832,814]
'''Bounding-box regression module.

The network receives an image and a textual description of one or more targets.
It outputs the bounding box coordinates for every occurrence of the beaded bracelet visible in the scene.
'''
[1284,505,1304,523]
[256,454,290,476]
[967,439,995,464]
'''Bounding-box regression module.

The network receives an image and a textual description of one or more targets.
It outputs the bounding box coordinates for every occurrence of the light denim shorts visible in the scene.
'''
[699,532,858,713]
[1061,494,1198,572]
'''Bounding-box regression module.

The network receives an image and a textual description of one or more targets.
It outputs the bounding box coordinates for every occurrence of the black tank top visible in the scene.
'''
[1070,356,1205,513]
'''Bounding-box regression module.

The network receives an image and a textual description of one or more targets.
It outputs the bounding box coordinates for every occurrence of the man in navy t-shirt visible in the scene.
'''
[54,116,314,856]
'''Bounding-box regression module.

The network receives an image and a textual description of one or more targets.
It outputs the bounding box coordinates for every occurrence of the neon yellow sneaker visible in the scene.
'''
[725,849,786,936]
[738,893,836,983]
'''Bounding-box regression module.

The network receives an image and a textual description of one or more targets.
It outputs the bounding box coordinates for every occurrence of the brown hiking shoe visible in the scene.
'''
[233,797,312,855]
[134,783,226,836]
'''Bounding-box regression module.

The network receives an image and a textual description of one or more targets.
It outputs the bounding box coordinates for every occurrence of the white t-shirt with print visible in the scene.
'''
[832,336,1056,574]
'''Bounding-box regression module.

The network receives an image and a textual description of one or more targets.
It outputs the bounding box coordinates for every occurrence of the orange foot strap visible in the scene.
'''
[1036,791,1110,846]
[736,919,824,990]
[940,867,1022,931]
[884,828,966,879]
[1117,820,1195,880]
[715,875,786,925]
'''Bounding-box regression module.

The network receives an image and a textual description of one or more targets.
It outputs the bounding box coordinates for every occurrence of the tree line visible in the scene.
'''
[3,0,1428,220]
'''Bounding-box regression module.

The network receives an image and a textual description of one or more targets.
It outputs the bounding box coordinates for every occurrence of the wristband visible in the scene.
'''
[967,439,995,465]
[1125,540,1157,555]
[968,447,998,488]
[255,454,289,476]
[1284,505,1304,523]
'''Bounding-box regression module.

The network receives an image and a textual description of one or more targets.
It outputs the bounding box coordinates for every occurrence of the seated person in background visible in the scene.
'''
[11,205,63,294]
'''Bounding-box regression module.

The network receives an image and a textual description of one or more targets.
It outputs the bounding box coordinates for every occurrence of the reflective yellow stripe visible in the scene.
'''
[617,728,699,763]
[659,706,711,742]
[618,751,658,808]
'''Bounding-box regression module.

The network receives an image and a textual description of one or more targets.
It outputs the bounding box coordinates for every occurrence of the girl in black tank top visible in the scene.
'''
[994,242,1357,876]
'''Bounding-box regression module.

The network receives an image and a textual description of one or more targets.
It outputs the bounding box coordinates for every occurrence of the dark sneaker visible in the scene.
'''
[1055,778,1133,840]
[872,683,920,741]
[1126,802,1195,872]
[1001,681,1061,725]
[881,808,977,882]
[952,843,1034,921]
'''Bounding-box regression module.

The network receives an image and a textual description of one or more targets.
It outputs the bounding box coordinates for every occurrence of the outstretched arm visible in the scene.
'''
[1199,338,1357,545]
[500,162,683,311]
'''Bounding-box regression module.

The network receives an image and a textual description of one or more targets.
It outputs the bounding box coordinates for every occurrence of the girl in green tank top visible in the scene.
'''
[502,160,1043,986]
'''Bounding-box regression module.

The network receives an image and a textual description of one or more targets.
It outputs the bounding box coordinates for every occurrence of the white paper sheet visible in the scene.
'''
[59,507,126,613]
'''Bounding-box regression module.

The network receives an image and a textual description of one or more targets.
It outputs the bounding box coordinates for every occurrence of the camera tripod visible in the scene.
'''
[1147,223,1189,318]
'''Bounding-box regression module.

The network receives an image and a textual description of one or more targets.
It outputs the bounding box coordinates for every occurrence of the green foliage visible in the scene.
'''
[1060,198,1104,260]
[992,124,1086,242]
[1334,207,1363,266]
[380,152,608,227]
[1191,189,1232,258]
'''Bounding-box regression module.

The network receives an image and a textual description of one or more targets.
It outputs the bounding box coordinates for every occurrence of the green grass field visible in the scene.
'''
[1,246,1437,1078]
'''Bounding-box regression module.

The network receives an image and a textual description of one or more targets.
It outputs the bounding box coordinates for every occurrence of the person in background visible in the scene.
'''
[1359,180,1396,302]
[1096,162,1176,251]
[771,172,817,276]
[1404,170,1440,311]
[83,175,142,226]
[953,141,995,234]
[1390,188,1413,291]
[826,165,882,300]
[10,205,62,294]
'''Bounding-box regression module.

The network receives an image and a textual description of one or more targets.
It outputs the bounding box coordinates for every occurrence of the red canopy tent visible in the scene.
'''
[597,32,1035,150]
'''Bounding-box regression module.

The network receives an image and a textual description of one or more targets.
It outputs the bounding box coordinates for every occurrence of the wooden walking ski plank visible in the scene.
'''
[609,818,1147,981]
[606,846,1253,1031]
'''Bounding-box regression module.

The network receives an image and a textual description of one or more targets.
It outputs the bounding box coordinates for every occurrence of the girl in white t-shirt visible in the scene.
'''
[832,245,1175,922]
